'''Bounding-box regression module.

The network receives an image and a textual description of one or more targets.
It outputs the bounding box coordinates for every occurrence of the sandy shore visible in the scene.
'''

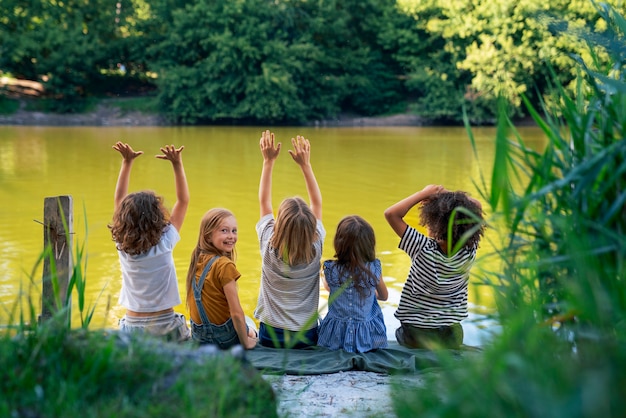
[264,371,425,418]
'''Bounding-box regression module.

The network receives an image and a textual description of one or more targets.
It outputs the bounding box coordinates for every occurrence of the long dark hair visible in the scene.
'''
[332,215,378,299]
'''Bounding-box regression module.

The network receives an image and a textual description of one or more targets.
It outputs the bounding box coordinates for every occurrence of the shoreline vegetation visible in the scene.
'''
[0,96,537,127]
[0,97,425,127]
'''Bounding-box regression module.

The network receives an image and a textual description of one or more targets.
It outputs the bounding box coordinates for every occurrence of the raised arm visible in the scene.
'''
[112,142,143,211]
[156,144,189,231]
[259,130,281,217]
[288,135,322,220]
[384,184,445,237]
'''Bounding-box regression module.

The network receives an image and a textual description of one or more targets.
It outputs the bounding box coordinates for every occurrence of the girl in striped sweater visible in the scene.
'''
[254,130,325,349]
[384,185,484,349]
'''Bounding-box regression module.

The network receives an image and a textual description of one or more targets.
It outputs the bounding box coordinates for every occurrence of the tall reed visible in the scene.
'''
[393,3,626,417]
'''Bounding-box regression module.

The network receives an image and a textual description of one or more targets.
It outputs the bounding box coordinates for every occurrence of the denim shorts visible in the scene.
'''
[119,312,191,343]
[191,317,243,349]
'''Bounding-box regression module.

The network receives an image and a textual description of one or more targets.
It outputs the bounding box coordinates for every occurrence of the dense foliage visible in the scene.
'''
[1,0,625,123]
[393,3,626,417]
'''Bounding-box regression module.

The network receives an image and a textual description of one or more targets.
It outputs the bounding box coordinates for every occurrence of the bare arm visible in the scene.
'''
[259,130,281,218]
[156,145,189,231]
[376,275,388,301]
[112,142,143,211]
[224,281,257,350]
[288,136,322,220]
[384,184,445,237]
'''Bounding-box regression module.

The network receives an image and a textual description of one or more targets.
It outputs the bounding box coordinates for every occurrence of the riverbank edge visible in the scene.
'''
[0,99,427,127]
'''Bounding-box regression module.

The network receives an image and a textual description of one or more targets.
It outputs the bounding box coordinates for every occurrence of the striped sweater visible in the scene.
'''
[254,214,326,331]
[394,225,477,328]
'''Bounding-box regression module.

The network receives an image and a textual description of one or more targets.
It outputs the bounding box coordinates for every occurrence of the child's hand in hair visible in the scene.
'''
[113,141,143,161]
[288,135,311,167]
[420,184,447,204]
[259,130,281,162]
[156,144,185,164]
[423,184,445,195]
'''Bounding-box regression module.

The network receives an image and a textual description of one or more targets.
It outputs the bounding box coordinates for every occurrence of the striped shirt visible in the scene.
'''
[254,214,326,331]
[394,226,477,328]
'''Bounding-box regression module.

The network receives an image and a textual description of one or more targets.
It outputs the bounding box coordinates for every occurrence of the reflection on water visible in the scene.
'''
[0,125,544,343]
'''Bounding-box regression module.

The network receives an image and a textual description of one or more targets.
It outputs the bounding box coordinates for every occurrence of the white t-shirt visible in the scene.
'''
[117,224,182,312]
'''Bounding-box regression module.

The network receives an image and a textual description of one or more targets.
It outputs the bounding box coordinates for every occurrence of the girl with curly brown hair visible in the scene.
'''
[109,141,190,342]
[384,184,484,349]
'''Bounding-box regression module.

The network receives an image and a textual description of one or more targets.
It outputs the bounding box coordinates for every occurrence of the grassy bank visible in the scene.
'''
[1,233,277,417]
[1,321,276,418]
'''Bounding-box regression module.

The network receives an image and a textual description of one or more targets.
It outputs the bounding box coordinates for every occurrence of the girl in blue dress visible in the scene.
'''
[318,215,388,353]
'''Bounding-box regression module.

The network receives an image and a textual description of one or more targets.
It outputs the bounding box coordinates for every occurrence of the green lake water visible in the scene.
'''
[0,125,545,344]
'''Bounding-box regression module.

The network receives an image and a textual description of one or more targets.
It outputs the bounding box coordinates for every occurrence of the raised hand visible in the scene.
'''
[259,130,281,162]
[113,141,143,161]
[287,135,311,167]
[156,144,185,164]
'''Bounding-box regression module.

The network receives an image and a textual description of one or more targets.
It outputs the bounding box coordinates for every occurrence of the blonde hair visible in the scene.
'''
[271,197,318,266]
[185,208,237,308]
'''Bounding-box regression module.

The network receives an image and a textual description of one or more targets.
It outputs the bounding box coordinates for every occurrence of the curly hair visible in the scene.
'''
[108,191,170,255]
[185,208,237,309]
[419,191,484,251]
[331,215,379,299]
[271,197,318,266]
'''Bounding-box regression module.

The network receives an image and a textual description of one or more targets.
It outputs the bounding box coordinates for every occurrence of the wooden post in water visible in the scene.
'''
[39,195,73,323]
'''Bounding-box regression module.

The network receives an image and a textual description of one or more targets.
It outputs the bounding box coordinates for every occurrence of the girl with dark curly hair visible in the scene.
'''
[384,184,484,349]
[109,141,190,342]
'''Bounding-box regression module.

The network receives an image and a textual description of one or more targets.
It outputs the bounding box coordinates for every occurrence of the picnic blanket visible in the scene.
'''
[245,341,480,375]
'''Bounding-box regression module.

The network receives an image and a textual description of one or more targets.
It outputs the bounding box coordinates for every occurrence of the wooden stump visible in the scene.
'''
[39,195,73,323]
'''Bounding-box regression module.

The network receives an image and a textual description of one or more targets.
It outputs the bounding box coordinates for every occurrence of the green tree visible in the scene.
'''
[146,0,407,124]
[397,0,626,122]
[0,0,150,111]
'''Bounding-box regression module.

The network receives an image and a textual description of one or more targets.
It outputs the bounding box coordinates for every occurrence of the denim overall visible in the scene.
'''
[191,256,240,349]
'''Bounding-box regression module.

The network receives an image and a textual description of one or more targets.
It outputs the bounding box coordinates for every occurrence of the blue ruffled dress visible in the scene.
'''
[317,259,387,353]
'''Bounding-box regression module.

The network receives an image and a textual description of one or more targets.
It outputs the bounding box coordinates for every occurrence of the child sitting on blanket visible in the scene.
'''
[254,130,326,349]
[384,184,484,349]
[110,142,191,342]
[317,215,388,353]
[185,208,258,350]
